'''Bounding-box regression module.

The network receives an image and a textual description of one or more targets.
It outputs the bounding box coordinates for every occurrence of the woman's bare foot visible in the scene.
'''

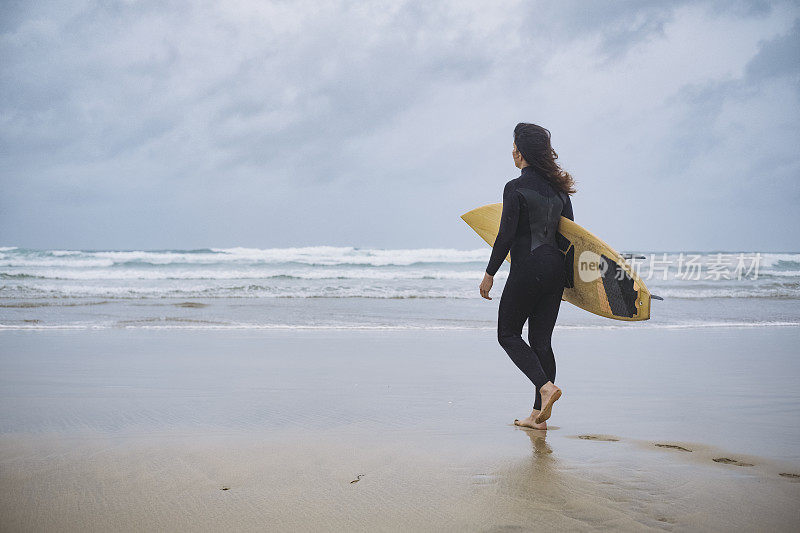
[534,382,562,424]
[514,410,548,430]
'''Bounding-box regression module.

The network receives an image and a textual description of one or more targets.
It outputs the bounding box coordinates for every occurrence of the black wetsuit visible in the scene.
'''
[486,166,574,410]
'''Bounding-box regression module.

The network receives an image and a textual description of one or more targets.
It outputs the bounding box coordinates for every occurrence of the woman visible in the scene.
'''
[479,123,576,430]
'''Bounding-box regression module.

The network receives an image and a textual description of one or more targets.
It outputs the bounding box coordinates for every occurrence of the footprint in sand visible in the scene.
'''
[655,443,692,452]
[471,474,498,485]
[577,435,619,442]
[778,472,800,479]
[713,457,753,467]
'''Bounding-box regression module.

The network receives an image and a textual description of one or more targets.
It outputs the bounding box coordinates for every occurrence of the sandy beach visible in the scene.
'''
[1,327,799,532]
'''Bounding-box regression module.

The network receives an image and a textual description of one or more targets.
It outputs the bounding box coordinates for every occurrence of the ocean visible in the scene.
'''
[1,246,799,330]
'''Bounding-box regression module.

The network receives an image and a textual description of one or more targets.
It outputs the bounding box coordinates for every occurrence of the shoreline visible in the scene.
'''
[3,321,800,330]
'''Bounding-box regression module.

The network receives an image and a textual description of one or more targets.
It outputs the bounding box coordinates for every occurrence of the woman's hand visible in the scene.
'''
[479,273,494,300]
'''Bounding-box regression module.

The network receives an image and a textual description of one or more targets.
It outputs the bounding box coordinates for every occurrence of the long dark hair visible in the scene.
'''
[514,123,576,195]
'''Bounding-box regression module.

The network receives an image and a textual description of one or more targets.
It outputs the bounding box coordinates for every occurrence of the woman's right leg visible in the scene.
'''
[528,290,563,410]
[497,269,549,389]
[525,245,566,410]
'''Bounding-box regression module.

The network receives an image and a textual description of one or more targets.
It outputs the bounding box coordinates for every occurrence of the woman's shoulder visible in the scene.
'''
[503,176,522,192]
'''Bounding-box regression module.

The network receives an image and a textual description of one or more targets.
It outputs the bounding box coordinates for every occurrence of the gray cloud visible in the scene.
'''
[746,18,800,80]
[1,0,798,251]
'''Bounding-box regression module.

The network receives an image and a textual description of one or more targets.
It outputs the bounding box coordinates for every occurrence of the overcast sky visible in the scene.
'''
[1,0,798,251]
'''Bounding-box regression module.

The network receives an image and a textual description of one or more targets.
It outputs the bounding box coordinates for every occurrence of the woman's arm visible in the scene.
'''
[485,182,520,276]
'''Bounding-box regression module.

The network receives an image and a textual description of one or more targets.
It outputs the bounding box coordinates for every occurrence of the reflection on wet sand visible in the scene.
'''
[486,428,666,531]
[484,428,800,531]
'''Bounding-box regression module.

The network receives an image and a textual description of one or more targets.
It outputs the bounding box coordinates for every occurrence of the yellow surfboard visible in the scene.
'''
[461,203,653,321]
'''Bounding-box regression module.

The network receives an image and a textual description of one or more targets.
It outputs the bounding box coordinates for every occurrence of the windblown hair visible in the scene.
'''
[513,123,576,195]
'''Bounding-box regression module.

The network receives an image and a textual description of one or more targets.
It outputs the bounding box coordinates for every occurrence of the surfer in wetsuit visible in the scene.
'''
[479,123,576,430]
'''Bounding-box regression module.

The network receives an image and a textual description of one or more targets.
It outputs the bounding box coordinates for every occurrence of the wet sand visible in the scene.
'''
[1,328,799,531]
